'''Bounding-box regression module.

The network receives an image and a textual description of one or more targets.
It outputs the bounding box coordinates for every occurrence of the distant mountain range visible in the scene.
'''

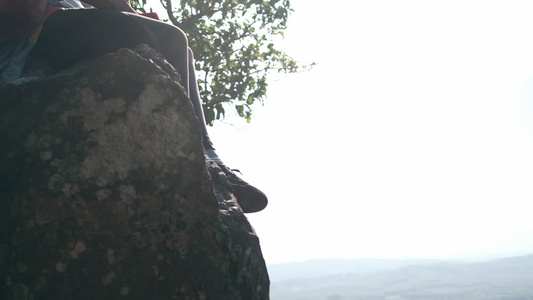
[269,254,533,300]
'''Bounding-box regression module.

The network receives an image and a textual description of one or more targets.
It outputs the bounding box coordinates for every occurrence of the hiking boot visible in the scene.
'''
[206,149,268,213]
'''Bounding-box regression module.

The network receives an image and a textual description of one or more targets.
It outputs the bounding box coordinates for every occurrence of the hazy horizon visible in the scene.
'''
[265,230,533,265]
[266,251,533,267]
[269,253,533,300]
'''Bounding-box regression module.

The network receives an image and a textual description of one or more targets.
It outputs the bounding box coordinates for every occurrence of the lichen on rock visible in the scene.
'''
[0,46,269,299]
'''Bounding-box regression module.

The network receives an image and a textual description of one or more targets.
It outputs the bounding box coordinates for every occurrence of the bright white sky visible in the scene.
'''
[153,0,533,264]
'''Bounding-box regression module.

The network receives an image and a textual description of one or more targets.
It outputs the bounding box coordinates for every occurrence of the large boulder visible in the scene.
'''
[0,47,269,299]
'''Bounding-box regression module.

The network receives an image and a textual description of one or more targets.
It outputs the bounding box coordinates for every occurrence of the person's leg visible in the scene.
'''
[32,9,267,212]
[187,48,213,149]
[31,9,189,93]
[187,48,268,213]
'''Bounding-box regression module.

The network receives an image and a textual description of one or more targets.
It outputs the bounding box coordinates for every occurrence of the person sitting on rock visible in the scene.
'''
[0,0,267,213]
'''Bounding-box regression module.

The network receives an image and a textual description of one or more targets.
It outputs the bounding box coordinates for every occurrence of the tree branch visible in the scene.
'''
[161,0,179,26]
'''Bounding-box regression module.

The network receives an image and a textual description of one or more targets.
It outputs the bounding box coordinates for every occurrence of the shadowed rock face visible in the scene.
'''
[0,47,269,300]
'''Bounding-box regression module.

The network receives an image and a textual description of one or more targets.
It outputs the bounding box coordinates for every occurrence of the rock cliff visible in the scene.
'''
[0,46,269,299]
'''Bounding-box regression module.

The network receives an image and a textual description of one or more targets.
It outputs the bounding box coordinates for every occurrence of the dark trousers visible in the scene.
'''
[31,8,212,147]
[31,8,189,93]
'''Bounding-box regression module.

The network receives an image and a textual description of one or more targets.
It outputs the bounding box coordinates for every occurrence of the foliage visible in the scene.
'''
[131,0,308,125]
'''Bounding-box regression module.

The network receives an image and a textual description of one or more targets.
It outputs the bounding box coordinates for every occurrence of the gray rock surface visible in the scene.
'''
[0,47,269,299]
